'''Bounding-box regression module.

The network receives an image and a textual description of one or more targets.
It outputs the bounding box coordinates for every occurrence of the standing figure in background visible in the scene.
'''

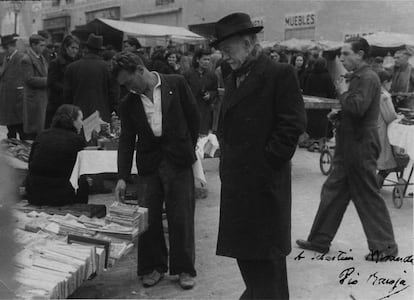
[292,53,306,90]
[149,47,173,74]
[21,34,48,140]
[184,49,218,136]
[123,37,150,68]
[303,57,337,139]
[390,50,414,108]
[375,70,398,187]
[165,51,182,74]
[64,34,118,123]
[37,30,55,63]
[0,34,25,139]
[46,35,80,128]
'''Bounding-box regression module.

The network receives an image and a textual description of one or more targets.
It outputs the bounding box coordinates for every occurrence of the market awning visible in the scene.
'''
[93,18,204,42]
[365,31,414,48]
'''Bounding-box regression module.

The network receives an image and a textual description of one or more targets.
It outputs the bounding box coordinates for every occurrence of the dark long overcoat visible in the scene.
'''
[0,51,25,125]
[21,49,48,134]
[217,54,306,260]
[63,53,118,122]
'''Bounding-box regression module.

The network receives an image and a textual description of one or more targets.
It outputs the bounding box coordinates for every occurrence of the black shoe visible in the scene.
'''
[365,246,398,262]
[296,239,329,253]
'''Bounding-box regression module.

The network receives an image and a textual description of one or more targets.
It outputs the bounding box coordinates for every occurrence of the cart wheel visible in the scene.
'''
[319,149,333,176]
[392,187,404,209]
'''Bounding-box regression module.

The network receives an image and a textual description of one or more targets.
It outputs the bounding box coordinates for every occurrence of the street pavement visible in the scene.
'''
[70,148,413,300]
[1,126,412,299]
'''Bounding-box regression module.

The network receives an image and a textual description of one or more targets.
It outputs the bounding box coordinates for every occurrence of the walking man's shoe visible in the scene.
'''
[296,239,329,253]
[179,273,195,290]
[142,270,164,287]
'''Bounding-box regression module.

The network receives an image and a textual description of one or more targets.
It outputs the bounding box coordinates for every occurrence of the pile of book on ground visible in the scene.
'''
[12,201,148,299]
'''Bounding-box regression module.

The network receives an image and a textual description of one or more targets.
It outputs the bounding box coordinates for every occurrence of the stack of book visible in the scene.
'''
[14,240,98,299]
[106,202,141,227]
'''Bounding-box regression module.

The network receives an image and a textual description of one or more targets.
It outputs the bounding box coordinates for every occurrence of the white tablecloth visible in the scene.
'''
[70,150,207,189]
[388,119,414,159]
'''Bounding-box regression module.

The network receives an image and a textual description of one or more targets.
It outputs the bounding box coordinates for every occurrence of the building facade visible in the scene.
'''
[2,0,413,44]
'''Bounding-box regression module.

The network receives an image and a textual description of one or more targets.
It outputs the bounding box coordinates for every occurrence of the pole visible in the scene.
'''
[14,11,18,34]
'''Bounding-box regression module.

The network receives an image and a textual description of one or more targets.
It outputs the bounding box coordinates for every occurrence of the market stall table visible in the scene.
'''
[303,95,340,110]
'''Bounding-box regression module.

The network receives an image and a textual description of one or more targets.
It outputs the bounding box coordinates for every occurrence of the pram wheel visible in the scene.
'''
[319,149,333,175]
[392,178,406,209]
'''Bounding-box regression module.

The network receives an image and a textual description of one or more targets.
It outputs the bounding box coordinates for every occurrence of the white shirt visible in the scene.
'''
[137,72,163,137]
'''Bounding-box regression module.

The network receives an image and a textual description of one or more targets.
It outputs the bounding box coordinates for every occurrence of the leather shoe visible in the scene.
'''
[365,247,398,262]
[296,239,329,253]
[179,273,195,290]
[142,270,164,287]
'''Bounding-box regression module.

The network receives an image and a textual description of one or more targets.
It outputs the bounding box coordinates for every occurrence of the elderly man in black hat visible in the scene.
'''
[0,34,26,139]
[212,13,306,299]
[64,33,118,123]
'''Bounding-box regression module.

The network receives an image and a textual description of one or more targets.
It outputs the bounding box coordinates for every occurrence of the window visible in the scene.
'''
[52,0,60,7]
[66,0,75,4]
[156,0,174,6]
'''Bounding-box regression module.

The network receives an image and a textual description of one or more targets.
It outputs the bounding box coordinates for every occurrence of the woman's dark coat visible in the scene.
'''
[26,127,86,206]
[46,55,76,127]
[217,55,306,260]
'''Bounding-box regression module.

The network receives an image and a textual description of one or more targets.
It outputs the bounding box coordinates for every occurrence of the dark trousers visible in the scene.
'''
[307,155,397,253]
[6,124,24,139]
[237,258,289,300]
[137,159,196,277]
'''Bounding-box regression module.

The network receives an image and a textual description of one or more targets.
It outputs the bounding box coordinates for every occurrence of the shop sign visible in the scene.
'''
[343,31,374,41]
[43,16,69,30]
[85,7,120,23]
[285,12,316,29]
[252,16,265,42]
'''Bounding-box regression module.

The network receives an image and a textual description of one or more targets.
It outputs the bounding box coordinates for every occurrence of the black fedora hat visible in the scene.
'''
[1,34,18,47]
[211,12,263,47]
[86,33,104,50]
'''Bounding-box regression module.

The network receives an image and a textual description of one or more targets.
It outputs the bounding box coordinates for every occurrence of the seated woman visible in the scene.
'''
[26,104,88,206]
[376,70,398,187]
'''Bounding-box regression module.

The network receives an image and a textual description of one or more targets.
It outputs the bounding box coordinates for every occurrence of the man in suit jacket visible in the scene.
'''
[0,35,25,139]
[21,34,48,140]
[64,34,118,123]
[113,52,200,290]
[212,13,306,299]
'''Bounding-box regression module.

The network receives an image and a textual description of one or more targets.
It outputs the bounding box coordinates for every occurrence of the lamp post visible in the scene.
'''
[9,1,24,35]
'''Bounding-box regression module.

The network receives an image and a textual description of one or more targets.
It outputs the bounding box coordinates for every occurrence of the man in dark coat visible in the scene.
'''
[212,13,306,299]
[112,52,200,290]
[0,35,25,139]
[21,34,48,140]
[183,49,218,135]
[63,34,118,123]
[296,37,398,261]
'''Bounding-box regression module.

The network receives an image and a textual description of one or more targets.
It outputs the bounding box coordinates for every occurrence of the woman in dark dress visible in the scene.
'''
[26,104,88,206]
[46,35,80,128]
[303,57,337,139]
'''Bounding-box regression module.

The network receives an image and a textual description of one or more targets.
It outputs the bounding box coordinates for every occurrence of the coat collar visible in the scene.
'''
[2,50,20,73]
[222,53,268,116]
[27,48,47,76]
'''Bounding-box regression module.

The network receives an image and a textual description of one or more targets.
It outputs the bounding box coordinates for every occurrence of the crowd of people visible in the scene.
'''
[0,11,412,299]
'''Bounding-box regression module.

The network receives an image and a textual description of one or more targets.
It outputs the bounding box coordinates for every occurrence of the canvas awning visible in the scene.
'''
[365,31,414,48]
[87,18,203,42]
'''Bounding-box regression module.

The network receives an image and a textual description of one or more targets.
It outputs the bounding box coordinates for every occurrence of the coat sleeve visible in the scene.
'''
[117,98,136,181]
[21,56,47,88]
[339,74,378,117]
[380,93,398,124]
[178,77,200,147]
[63,65,73,104]
[264,64,307,169]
